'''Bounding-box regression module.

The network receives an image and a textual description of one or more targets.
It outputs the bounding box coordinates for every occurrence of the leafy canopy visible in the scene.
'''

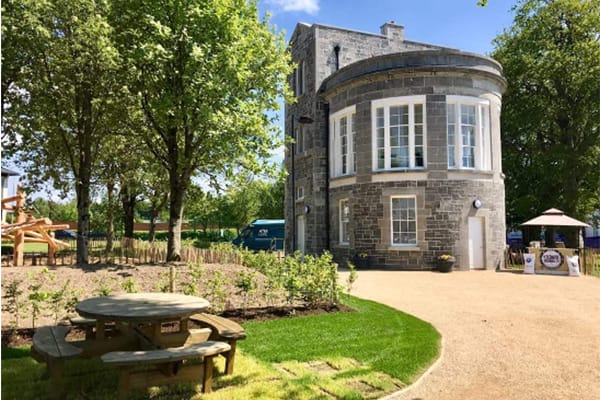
[493,0,600,227]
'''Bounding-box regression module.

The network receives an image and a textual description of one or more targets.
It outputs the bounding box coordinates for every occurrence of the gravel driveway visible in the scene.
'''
[345,270,600,400]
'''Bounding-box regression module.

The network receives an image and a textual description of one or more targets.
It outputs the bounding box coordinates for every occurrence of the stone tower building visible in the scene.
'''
[284,21,506,270]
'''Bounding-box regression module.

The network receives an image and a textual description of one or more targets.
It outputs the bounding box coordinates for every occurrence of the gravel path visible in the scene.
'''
[345,270,600,400]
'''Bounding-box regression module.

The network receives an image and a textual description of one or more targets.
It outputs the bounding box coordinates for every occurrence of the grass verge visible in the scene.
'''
[240,294,440,384]
[1,295,440,399]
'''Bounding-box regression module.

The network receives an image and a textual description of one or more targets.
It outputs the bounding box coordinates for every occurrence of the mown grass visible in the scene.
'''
[1,295,440,399]
[240,294,440,384]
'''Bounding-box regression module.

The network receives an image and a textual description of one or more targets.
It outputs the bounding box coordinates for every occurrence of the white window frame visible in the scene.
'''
[296,186,304,201]
[339,199,350,245]
[371,96,426,171]
[390,196,417,247]
[446,96,491,171]
[330,105,356,178]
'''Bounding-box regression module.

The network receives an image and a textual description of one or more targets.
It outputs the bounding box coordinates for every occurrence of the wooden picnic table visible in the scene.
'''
[74,293,229,398]
[75,292,211,353]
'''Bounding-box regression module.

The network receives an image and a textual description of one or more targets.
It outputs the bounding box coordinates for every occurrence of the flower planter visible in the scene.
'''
[437,260,455,273]
[353,256,370,269]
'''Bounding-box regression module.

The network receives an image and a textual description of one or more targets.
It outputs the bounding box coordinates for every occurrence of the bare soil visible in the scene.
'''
[1,263,351,348]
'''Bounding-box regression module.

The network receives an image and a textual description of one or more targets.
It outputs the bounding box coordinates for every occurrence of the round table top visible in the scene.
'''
[76,293,210,322]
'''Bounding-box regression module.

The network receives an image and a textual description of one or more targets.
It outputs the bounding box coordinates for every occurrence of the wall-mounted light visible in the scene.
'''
[473,199,482,209]
[304,205,311,214]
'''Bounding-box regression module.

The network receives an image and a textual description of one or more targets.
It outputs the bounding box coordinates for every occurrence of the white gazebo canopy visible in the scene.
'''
[521,208,590,228]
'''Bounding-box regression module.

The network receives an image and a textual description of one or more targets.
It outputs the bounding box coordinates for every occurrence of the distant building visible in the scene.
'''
[1,167,20,223]
[284,22,506,270]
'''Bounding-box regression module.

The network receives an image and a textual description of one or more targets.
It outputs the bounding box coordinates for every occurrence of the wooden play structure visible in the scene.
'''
[1,187,70,266]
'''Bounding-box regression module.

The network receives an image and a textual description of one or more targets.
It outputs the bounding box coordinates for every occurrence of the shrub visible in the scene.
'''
[3,279,24,331]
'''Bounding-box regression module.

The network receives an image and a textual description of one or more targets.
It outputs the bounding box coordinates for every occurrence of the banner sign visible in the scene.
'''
[540,249,564,269]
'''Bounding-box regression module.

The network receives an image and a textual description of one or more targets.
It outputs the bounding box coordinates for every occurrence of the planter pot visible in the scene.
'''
[437,260,455,273]
[353,257,370,269]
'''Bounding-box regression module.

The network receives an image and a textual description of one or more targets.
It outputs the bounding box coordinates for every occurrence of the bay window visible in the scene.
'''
[446,96,491,170]
[372,96,426,171]
[330,105,356,177]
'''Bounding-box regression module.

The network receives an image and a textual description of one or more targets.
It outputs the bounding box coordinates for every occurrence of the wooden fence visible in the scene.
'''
[1,238,286,266]
[504,247,600,276]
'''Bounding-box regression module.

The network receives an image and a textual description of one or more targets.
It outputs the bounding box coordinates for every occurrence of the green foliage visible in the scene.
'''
[2,0,128,264]
[346,263,358,294]
[2,279,24,331]
[241,250,284,307]
[130,229,235,243]
[241,295,441,384]
[26,268,54,329]
[47,279,78,324]
[203,270,229,314]
[154,269,174,293]
[93,275,116,297]
[234,270,258,314]
[110,0,292,260]
[493,0,600,231]
[2,297,441,399]
[120,277,138,293]
[181,262,205,296]
[28,198,78,222]
[239,248,342,309]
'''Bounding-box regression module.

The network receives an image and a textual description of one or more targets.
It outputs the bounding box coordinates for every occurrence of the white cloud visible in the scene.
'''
[267,0,319,15]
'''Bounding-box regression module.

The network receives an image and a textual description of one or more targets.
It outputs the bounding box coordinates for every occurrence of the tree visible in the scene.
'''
[1,0,38,140]
[141,167,170,243]
[224,183,261,234]
[493,0,600,244]
[185,185,218,234]
[255,168,286,219]
[2,0,123,264]
[111,0,291,260]
[28,198,78,223]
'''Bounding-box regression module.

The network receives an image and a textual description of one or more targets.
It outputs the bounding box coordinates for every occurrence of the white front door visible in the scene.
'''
[468,217,485,269]
[296,216,305,255]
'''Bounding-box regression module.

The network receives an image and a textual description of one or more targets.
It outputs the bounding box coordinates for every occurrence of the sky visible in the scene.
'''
[258,0,517,162]
[258,0,516,55]
[3,0,518,200]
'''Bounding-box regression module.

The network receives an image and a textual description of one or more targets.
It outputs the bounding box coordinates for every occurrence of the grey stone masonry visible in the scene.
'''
[285,21,506,271]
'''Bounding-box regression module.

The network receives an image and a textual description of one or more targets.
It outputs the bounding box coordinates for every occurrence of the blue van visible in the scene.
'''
[232,219,285,251]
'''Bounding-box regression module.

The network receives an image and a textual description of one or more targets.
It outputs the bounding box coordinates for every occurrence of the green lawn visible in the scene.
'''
[240,294,440,384]
[1,296,440,399]
[1,242,49,253]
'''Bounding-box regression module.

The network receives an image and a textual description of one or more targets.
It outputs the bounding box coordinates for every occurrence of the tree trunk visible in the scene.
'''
[149,208,158,243]
[121,185,136,238]
[148,188,167,243]
[167,169,189,261]
[76,173,91,265]
[105,178,115,253]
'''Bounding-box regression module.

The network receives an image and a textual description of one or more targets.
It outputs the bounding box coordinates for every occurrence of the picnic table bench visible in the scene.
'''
[101,340,231,399]
[190,313,247,374]
[31,325,83,400]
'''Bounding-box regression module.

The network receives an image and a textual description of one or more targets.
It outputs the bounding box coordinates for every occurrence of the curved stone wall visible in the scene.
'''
[322,50,506,270]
